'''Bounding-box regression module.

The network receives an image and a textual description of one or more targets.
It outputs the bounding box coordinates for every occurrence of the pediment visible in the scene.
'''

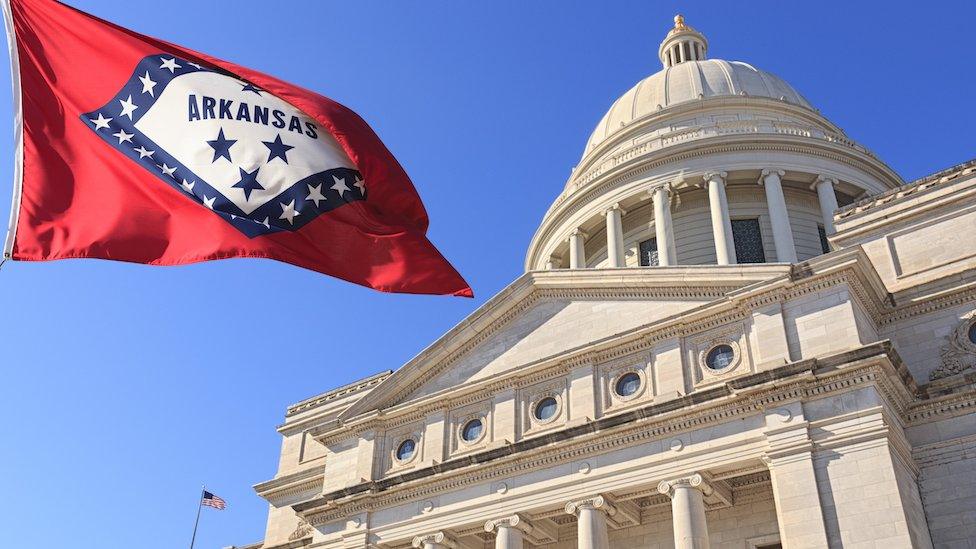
[340,266,792,419]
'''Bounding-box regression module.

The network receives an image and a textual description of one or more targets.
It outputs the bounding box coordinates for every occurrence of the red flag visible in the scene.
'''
[1,0,472,297]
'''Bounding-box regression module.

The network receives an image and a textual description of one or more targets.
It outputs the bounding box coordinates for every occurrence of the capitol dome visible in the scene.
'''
[526,15,904,272]
[584,59,813,153]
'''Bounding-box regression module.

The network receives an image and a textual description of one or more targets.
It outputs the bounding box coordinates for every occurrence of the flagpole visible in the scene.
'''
[189,486,205,549]
[0,0,24,263]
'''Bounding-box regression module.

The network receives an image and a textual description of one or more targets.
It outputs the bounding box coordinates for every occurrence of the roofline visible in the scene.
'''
[285,369,392,418]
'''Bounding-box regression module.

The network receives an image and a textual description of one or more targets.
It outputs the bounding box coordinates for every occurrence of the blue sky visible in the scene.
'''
[0,1,972,548]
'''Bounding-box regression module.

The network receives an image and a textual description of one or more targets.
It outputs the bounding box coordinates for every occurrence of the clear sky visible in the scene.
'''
[0,1,972,548]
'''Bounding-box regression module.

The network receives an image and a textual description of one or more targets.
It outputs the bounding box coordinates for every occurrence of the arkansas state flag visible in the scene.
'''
[1,0,472,297]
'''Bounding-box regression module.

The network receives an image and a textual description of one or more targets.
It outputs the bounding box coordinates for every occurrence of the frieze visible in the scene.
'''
[299,350,920,525]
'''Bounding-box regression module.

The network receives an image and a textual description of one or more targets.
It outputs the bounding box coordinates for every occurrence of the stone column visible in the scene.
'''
[484,515,528,549]
[703,171,736,265]
[568,228,587,269]
[605,204,626,268]
[813,175,840,235]
[759,169,797,263]
[411,531,457,549]
[566,495,616,549]
[658,474,712,549]
[651,184,676,266]
[486,513,557,548]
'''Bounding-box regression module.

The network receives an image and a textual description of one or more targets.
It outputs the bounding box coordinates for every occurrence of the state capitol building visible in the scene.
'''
[236,16,976,549]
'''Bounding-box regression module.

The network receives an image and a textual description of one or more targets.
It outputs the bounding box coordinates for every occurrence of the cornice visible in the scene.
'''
[294,343,916,525]
[254,465,326,506]
[286,370,392,417]
[836,157,976,223]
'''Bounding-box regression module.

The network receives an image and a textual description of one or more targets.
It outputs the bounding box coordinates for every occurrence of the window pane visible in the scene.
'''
[639,238,659,266]
[731,219,766,263]
[818,224,830,254]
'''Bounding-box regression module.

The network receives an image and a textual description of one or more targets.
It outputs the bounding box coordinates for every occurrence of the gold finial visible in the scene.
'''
[673,14,687,31]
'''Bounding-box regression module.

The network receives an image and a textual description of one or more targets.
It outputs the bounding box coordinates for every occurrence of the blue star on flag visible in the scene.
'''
[262,134,294,164]
[232,166,265,200]
[207,128,237,163]
[241,83,262,95]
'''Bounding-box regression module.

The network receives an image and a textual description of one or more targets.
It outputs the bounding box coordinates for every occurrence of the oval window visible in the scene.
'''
[395,438,416,461]
[705,344,735,370]
[461,418,483,442]
[534,396,558,421]
[969,323,976,345]
[615,372,642,397]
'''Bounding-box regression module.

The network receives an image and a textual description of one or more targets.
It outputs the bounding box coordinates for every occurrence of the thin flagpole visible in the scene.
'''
[189,486,205,549]
[0,0,24,264]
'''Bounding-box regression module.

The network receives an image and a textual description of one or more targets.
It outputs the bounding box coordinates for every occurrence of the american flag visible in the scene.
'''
[201,490,226,510]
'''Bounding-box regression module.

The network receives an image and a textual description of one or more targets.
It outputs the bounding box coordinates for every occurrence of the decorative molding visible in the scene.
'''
[287,518,313,541]
[836,157,976,220]
[296,346,923,525]
[286,370,391,417]
[930,311,976,380]
[254,466,325,506]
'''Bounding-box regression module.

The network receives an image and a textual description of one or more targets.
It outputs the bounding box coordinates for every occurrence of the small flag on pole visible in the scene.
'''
[201,491,226,510]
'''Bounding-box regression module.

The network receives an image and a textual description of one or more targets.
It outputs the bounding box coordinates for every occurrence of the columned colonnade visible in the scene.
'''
[412,474,716,549]
[563,169,841,268]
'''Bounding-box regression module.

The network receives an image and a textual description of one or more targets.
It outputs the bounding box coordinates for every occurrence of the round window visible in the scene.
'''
[969,323,976,345]
[534,397,558,421]
[461,418,483,442]
[395,438,416,462]
[615,372,642,397]
[705,344,736,370]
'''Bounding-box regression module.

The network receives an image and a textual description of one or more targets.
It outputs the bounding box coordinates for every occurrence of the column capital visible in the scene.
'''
[411,531,458,548]
[812,174,838,190]
[604,202,626,216]
[569,228,588,239]
[657,473,714,498]
[702,170,728,183]
[484,513,532,534]
[565,494,618,518]
[758,168,785,183]
[645,181,673,197]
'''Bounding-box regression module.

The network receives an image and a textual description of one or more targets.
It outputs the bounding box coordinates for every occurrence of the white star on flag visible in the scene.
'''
[202,195,217,209]
[112,129,134,144]
[89,113,112,130]
[353,176,366,195]
[260,217,270,229]
[279,199,300,224]
[157,163,176,178]
[305,183,326,207]
[138,71,157,96]
[188,62,203,69]
[133,145,154,159]
[180,179,195,193]
[159,57,181,73]
[331,175,350,196]
[118,95,138,119]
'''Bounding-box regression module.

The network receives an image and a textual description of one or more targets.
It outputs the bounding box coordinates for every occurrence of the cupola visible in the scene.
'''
[658,14,707,68]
